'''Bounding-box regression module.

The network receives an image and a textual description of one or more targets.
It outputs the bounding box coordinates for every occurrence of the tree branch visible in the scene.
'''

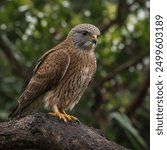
[100,0,129,33]
[0,35,30,81]
[0,113,128,150]
[91,51,149,127]
[96,50,149,88]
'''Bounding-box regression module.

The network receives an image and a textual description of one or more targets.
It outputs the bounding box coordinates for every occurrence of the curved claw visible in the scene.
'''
[48,110,79,123]
[49,112,68,122]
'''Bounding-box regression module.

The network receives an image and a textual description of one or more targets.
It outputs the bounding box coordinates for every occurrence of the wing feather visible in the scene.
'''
[9,50,70,119]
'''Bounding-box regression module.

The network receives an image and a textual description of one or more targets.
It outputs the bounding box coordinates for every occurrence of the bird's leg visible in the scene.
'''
[48,106,68,122]
[48,106,79,123]
[59,109,79,122]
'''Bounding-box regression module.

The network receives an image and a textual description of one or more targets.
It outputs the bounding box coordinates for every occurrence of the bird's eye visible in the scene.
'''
[82,31,88,36]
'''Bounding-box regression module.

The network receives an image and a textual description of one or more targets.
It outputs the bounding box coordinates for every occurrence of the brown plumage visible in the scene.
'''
[9,23,100,122]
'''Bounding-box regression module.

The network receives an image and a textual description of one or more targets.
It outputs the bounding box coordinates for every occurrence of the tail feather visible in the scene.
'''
[8,104,20,119]
[8,96,42,120]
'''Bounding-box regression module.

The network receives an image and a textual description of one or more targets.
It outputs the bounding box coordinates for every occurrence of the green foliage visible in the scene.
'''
[109,112,148,150]
[0,0,149,149]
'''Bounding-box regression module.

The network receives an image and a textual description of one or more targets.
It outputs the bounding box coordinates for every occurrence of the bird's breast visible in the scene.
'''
[44,50,96,110]
[72,51,96,80]
[80,66,92,83]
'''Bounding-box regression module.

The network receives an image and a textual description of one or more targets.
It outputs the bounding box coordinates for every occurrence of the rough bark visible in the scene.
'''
[0,113,128,150]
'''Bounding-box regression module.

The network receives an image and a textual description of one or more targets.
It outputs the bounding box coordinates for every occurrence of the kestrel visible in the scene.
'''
[9,23,100,122]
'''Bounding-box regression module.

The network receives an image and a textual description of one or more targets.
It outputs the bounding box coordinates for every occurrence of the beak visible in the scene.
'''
[92,34,97,40]
[92,34,98,45]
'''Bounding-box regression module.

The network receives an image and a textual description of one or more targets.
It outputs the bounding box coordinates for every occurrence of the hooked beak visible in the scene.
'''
[92,34,98,45]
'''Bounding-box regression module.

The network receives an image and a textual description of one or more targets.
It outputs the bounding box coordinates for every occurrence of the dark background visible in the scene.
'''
[0,0,149,149]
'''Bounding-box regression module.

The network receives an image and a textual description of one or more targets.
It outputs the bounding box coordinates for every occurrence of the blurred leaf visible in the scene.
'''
[110,112,148,150]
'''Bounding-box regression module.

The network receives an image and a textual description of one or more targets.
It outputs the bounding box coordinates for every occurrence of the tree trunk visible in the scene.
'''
[0,113,128,150]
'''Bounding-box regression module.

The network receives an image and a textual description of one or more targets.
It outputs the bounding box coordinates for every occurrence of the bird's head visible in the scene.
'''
[68,23,100,51]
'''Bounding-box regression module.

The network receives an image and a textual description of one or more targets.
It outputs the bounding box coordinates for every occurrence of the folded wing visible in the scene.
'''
[9,50,70,119]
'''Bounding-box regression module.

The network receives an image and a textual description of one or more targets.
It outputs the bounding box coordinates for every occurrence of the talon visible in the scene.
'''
[61,110,79,122]
[48,112,67,122]
[48,109,79,123]
[69,115,79,122]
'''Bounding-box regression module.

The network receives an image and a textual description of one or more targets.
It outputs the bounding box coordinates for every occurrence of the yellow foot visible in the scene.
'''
[49,111,79,123]
[49,112,68,122]
[61,110,79,122]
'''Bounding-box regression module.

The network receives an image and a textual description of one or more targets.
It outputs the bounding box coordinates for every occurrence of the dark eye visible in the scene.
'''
[82,31,88,36]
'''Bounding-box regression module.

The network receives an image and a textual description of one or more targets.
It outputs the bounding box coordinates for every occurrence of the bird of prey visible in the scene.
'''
[9,23,100,122]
